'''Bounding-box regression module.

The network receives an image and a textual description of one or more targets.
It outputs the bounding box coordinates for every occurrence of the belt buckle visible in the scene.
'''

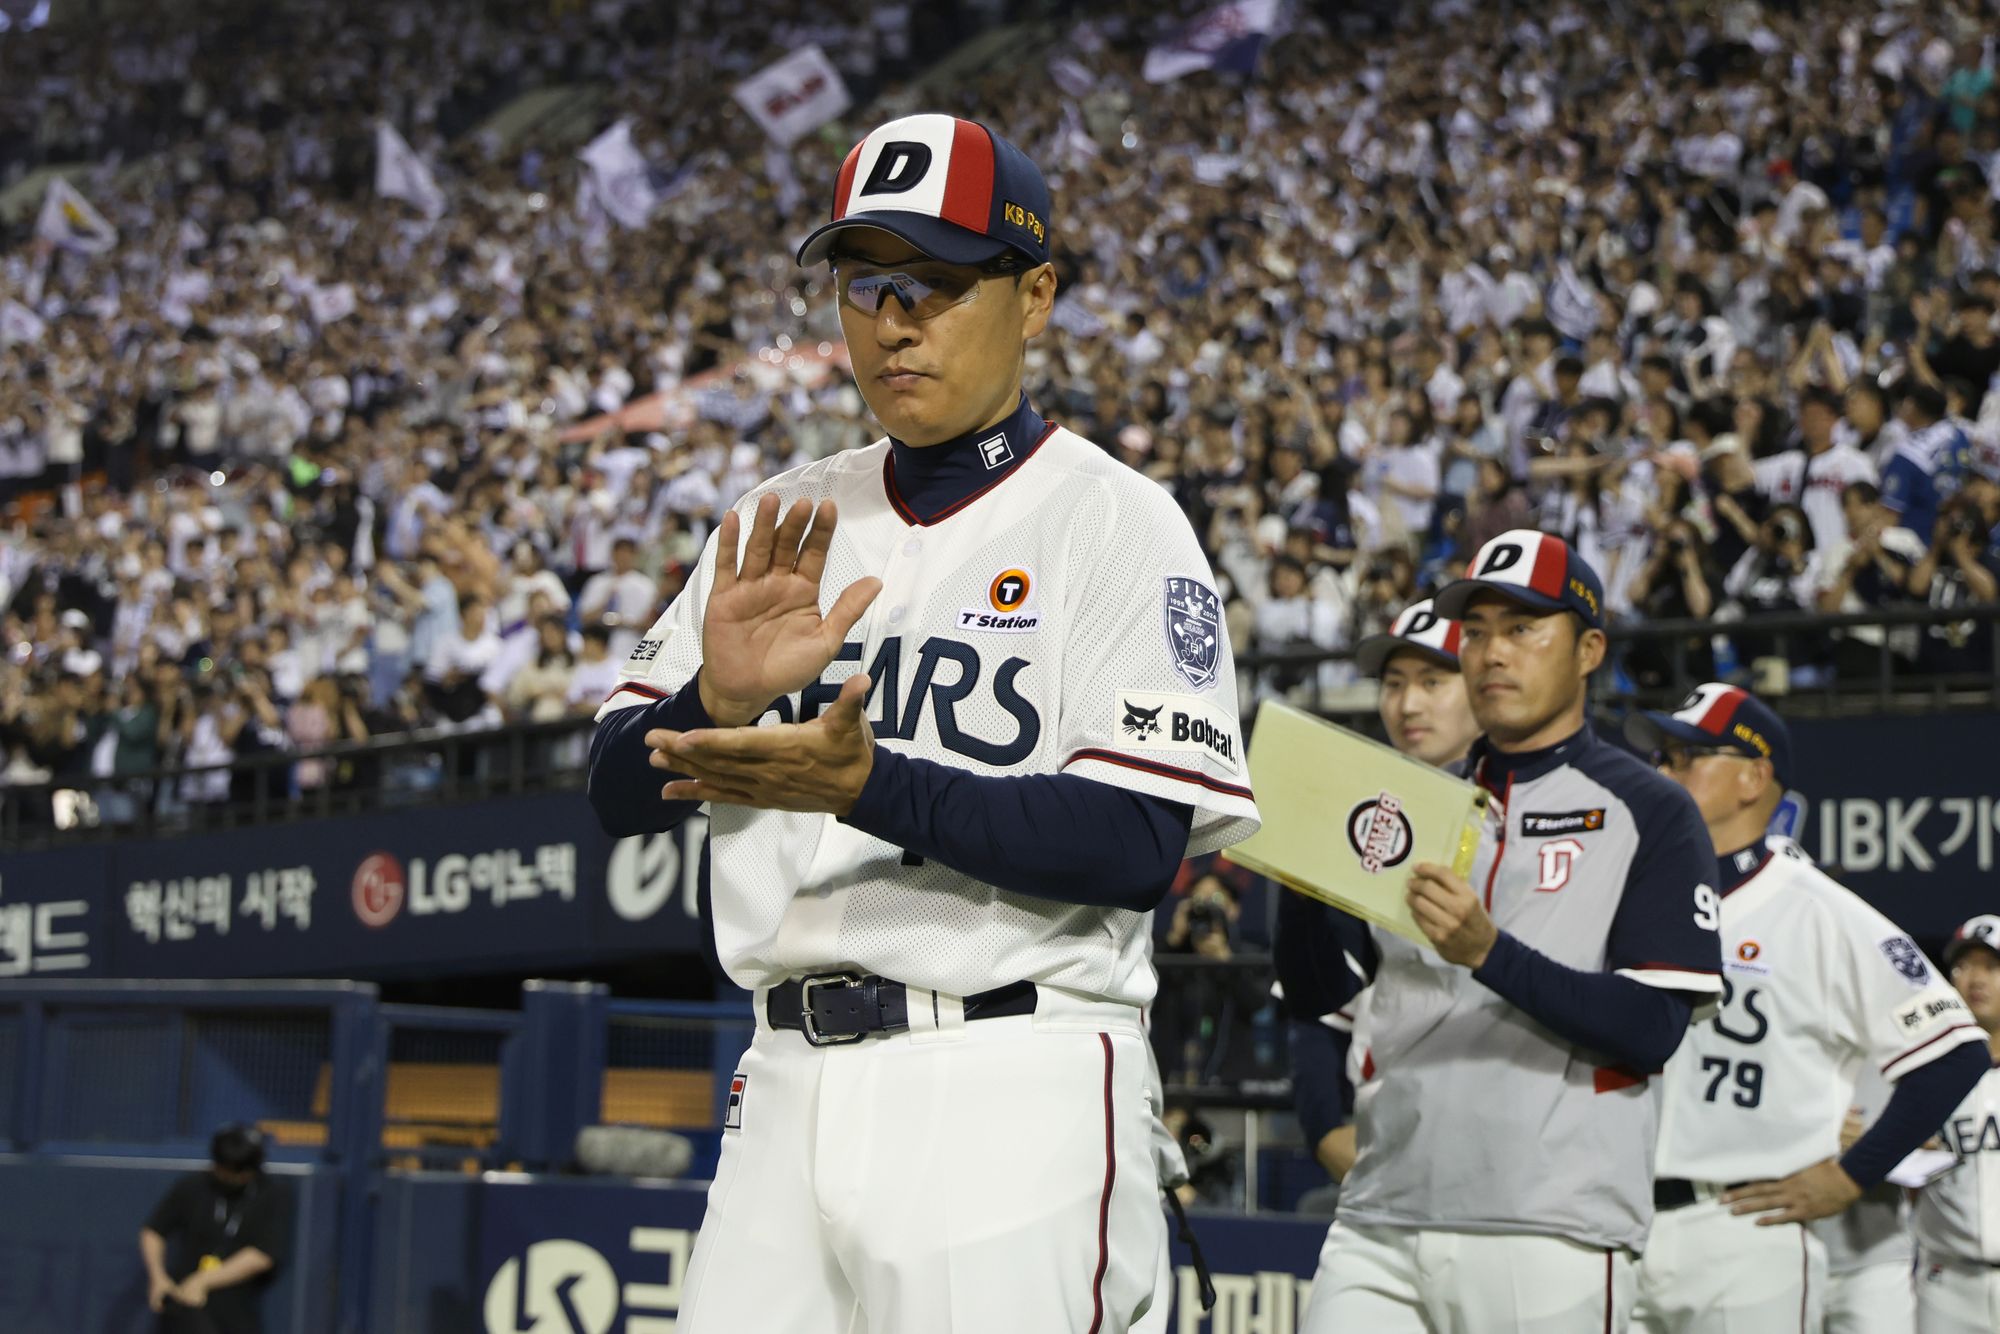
[798,971,867,1047]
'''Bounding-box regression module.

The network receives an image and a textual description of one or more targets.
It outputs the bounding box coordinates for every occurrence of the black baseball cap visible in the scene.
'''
[797,114,1053,269]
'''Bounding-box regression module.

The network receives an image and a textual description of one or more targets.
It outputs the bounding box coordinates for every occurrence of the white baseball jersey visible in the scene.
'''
[1654,839,1985,1184]
[1915,1056,2000,1265]
[1813,1066,1916,1278]
[596,423,1259,1004]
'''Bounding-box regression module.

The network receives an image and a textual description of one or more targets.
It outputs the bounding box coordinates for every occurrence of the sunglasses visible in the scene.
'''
[1651,742,1756,771]
[829,254,1027,320]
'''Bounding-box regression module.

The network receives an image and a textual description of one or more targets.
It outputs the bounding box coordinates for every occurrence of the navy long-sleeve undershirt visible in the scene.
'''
[1291,1018,1353,1147]
[1472,931,1697,1074]
[586,679,715,838]
[1839,1043,1990,1190]
[842,748,1193,912]
[588,674,1194,910]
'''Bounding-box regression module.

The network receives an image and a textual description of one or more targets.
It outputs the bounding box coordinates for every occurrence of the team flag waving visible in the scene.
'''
[732,45,851,146]
[34,177,117,255]
[578,120,663,229]
[1142,0,1284,84]
[374,122,446,219]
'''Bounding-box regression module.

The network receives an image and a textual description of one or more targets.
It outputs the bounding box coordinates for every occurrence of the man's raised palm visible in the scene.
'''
[699,493,881,726]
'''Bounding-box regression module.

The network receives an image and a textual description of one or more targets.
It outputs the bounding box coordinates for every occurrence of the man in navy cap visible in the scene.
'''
[1293,530,1724,1333]
[1626,684,1986,1334]
[587,114,1257,1333]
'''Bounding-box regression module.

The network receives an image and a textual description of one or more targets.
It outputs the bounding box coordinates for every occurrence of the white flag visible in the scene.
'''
[1142,0,1283,84]
[35,178,117,255]
[375,123,446,219]
[307,282,357,325]
[733,45,851,146]
[1547,260,1604,342]
[578,120,661,230]
[0,301,45,347]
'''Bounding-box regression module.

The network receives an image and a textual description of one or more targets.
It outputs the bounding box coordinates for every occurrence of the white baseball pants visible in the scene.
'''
[1916,1251,2000,1334]
[1633,1194,1826,1333]
[674,989,1167,1334]
[1300,1220,1635,1332]
[1824,1258,1914,1334]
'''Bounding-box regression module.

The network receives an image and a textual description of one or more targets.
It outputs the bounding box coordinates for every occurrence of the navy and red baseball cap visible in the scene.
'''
[1354,598,1462,677]
[1431,530,1606,630]
[1623,683,1793,785]
[796,114,1053,269]
[1945,915,2000,968]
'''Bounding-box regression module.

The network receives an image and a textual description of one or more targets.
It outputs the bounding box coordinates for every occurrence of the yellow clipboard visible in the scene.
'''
[1222,701,1489,945]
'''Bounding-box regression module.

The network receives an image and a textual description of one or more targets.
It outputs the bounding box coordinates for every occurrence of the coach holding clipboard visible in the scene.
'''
[1285,530,1725,1334]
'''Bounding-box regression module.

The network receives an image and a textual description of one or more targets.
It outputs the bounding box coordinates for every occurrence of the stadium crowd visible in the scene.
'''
[3,0,2000,820]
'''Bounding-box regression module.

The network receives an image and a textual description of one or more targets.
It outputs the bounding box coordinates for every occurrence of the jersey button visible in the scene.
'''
[888,606,906,626]
[902,538,923,557]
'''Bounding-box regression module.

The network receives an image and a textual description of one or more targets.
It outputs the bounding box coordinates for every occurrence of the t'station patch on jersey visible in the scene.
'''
[1111,689,1240,772]
[628,637,664,664]
[1163,576,1222,691]
[1893,991,1969,1039]
[958,567,1040,634]
[723,1072,747,1131]
[1879,936,1936,988]
[1521,809,1606,837]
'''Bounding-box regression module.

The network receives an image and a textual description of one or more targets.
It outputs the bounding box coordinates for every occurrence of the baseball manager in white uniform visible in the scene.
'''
[586,114,1258,1334]
[1627,684,1986,1333]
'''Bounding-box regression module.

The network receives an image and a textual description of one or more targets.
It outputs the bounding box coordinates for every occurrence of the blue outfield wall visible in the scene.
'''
[0,1155,341,1334]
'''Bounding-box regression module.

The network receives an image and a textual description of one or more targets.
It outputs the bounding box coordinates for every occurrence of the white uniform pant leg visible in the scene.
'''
[1916,1253,2000,1334]
[1632,1198,1827,1333]
[822,1016,1163,1334]
[675,1032,859,1334]
[1302,1224,1632,1334]
[1824,1259,1915,1334]
[1420,1230,1633,1334]
[1299,1221,1429,1333]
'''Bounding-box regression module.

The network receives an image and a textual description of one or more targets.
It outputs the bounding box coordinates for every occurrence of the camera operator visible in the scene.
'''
[1155,871,1275,1088]
[1722,503,1821,673]
[1907,476,2000,674]
[1625,515,1718,690]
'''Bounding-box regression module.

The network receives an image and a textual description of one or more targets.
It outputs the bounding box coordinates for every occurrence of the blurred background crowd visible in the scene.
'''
[3,0,2000,818]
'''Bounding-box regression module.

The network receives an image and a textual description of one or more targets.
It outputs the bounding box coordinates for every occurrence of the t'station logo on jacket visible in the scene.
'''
[1163,576,1222,691]
[957,567,1039,634]
[1347,792,1413,874]
[1521,808,1605,837]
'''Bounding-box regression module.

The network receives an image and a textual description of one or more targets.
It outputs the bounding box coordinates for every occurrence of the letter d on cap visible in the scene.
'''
[860,143,933,197]
[1476,543,1525,576]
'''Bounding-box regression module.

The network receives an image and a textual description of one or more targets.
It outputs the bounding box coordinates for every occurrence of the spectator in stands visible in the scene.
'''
[1154,870,1273,1089]
[140,1123,287,1334]
[1883,383,1974,544]
[1909,476,2000,672]
[1754,386,1880,552]
[577,537,657,663]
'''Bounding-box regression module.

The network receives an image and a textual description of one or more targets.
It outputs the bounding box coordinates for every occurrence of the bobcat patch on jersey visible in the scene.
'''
[1879,936,1936,987]
[1893,992,1970,1040]
[1163,576,1222,691]
[1112,690,1239,772]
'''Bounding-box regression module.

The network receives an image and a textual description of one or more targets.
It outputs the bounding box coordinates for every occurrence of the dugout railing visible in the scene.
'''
[4,603,1996,850]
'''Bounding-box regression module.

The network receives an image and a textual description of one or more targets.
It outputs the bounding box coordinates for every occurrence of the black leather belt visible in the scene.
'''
[766,973,1037,1046]
[1653,1178,1751,1211]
